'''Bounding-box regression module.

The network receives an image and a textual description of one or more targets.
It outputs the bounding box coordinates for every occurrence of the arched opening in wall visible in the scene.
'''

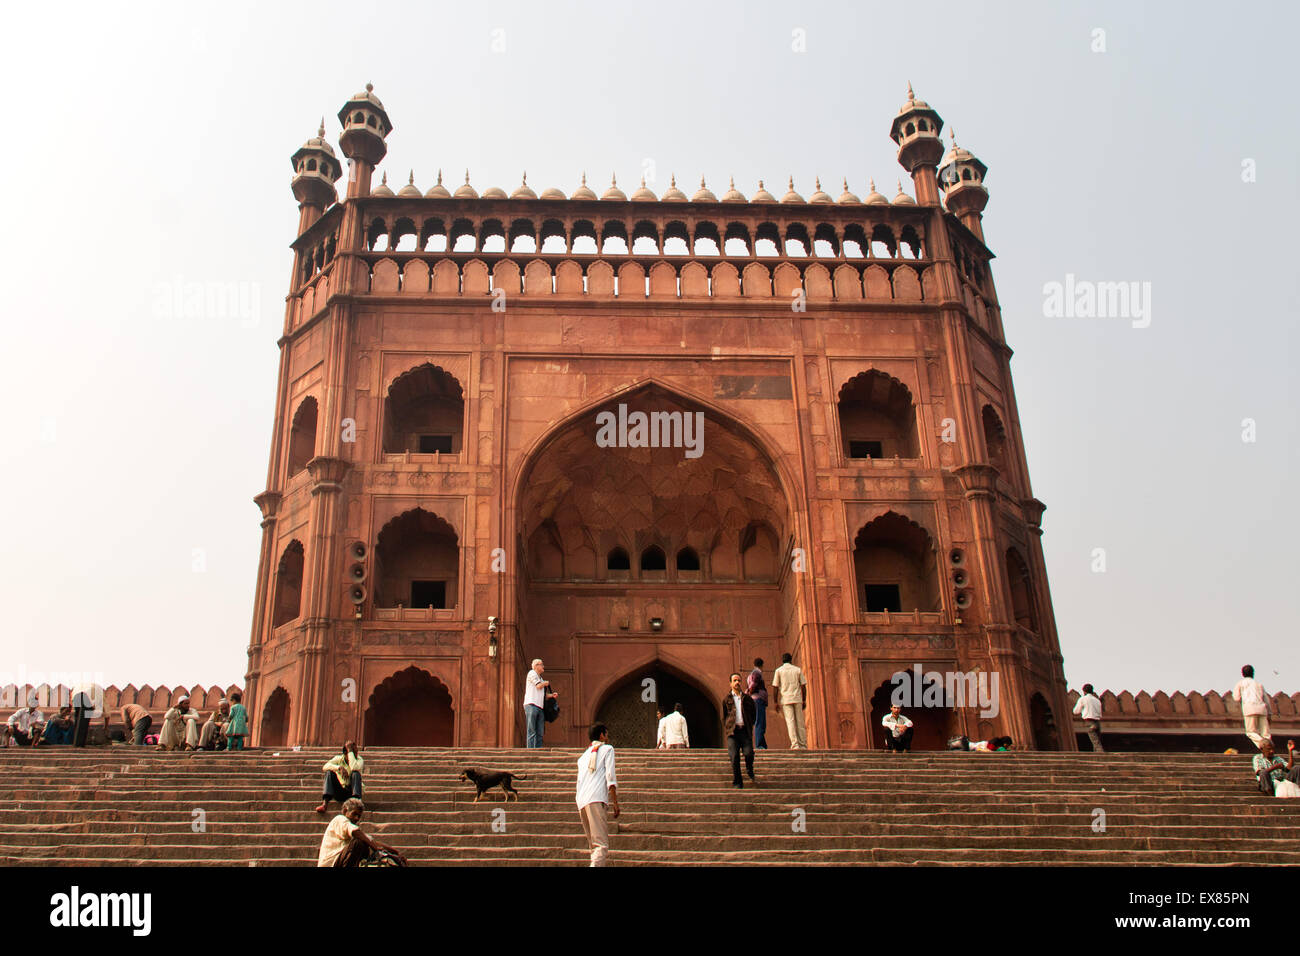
[853,512,940,613]
[901,225,924,259]
[676,547,700,572]
[838,370,920,460]
[640,546,666,573]
[1005,547,1039,633]
[373,509,459,610]
[868,677,953,750]
[478,218,506,254]
[261,687,290,747]
[382,364,464,454]
[1030,692,1060,751]
[363,667,455,746]
[870,225,897,259]
[393,218,417,252]
[723,222,751,257]
[741,521,778,582]
[594,665,720,749]
[982,405,1009,475]
[366,218,387,251]
[606,547,630,571]
[287,397,318,477]
[272,540,304,627]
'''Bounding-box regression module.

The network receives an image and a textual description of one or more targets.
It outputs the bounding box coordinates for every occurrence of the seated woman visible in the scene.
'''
[1254,739,1300,798]
[316,740,365,813]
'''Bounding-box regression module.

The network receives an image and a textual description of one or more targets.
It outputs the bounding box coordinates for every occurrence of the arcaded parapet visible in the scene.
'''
[1066,686,1300,735]
[0,683,243,723]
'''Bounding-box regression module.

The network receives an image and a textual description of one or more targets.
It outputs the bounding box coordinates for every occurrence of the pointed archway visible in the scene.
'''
[593,663,721,749]
[868,677,954,751]
[261,686,290,747]
[363,667,455,746]
[1030,692,1059,752]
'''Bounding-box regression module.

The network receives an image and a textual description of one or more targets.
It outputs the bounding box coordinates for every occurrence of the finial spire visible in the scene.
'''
[788,175,794,190]
[522,171,528,185]
[906,81,914,100]
[842,177,849,191]
[640,175,647,187]
[581,171,588,186]
[815,176,822,190]
[366,82,374,94]
[408,169,414,185]
[611,172,617,186]
[381,171,388,186]
[700,175,707,188]
[729,175,736,188]
[436,168,443,185]
[318,117,325,137]
[870,177,877,191]
[464,169,470,184]
[670,173,677,188]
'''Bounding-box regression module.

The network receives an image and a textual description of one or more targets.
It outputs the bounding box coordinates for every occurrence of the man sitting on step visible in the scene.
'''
[5,703,45,747]
[317,740,365,813]
[317,798,407,867]
[882,704,914,753]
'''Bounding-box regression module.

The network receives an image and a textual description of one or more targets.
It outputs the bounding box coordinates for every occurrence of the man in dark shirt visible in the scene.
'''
[721,673,758,789]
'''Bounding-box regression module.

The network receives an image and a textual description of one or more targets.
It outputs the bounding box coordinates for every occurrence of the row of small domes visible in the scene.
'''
[370,170,917,206]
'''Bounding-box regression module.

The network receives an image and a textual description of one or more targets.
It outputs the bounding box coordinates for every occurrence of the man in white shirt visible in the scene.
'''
[316,798,406,867]
[523,658,556,748]
[1072,683,1104,752]
[1233,664,1272,750]
[5,703,45,747]
[657,702,690,749]
[881,704,914,753]
[575,723,619,867]
[771,653,808,749]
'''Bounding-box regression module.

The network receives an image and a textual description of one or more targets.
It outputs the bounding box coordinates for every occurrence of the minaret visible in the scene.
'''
[888,83,944,206]
[938,131,990,242]
[337,83,392,199]
[290,120,341,234]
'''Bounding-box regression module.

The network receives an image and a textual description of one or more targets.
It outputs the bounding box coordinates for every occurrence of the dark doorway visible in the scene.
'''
[1030,692,1059,751]
[410,580,446,609]
[364,667,455,746]
[261,687,290,747]
[594,666,720,749]
[868,677,953,751]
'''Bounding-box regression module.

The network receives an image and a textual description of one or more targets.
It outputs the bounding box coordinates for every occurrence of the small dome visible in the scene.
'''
[895,82,932,116]
[482,185,508,199]
[425,169,451,199]
[837,178,861,204]
[453,170,478,199]
[780,177,805,204]
[892,180,916,205]
[301,119,337,158]
[371,171,394,197]
[808,176,833,204]
[721,176,746,203]
[349,82,386,112]
[572,172,597,201]
[631,176,658,201]
[511,173,537,200]
[691,177,717,202]
[864,178,888,205]
[397,170,422,198]
[540,186,566,200]
[661,174,688,202]
[601,174,627,201]
[751,179,776,203]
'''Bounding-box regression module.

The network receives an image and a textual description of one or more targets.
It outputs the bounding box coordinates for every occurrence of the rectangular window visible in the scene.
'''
[849,440,883,459]
[410,580,446,609]
[418,434,454,454]
[864,584,902,613]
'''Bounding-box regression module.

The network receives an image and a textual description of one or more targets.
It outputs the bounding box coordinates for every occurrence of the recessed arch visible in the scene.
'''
[364,666,454,746]
[260,686,290,747]
[373,508,459,609]
[287,396,318,477]
[272,540,304,627]
[853,512,939,613]
[382,363,464,455]
[838,370,920,460]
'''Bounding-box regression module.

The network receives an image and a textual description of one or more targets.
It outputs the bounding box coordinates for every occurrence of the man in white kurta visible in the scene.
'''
[575,724,619,867]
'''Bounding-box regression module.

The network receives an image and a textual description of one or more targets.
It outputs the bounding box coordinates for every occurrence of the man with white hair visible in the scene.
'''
[524,658,557,748]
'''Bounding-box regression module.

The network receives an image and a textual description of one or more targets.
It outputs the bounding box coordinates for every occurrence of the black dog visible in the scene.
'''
[459,767,527,802]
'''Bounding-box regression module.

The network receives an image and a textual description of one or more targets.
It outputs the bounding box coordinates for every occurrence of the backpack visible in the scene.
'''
[543,694,559,723]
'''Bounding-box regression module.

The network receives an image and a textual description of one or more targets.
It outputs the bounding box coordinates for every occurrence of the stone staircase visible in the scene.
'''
[3,748,1297,865]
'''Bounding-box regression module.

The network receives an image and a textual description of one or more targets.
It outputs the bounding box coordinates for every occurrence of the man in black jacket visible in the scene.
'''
[721,672,758,789]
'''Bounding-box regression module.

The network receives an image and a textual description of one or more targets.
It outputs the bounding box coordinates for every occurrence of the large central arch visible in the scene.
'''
[593,662,721,749]
[511,380,803,746]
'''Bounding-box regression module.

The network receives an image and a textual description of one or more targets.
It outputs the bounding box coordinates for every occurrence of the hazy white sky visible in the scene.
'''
[0,0,1294,696]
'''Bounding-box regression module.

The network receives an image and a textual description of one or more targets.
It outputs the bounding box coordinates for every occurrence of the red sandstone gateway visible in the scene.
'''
[245,82,1072,751]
